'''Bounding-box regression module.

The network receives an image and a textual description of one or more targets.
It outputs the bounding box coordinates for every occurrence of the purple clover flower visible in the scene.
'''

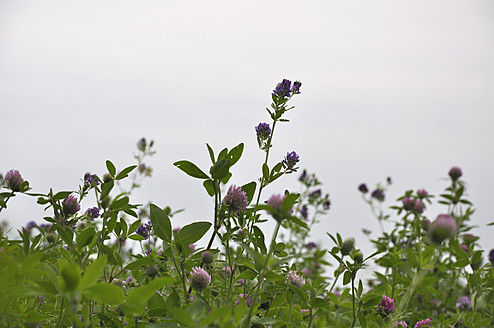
[402,197,414,211]
[62,195,80,215]
[448,166,462,180]
[282,151,300,173]
[235,293,253,307]
[376,295,395,317]
[266,194,293,222]
[371,189,385,202]
[456,296,472,311]
[4,170,24,192]
[413,200,424,213]
[299,170,308,182]
[416,189,428,198]
[190,266,211,292]
[223,185,248,214]
[358,183,368,194]
[85,207,100,220]
[255,122,271,140]
[394,321,408,328]
[291,81,302,94]
[429,214,457,244]
[309,189,322,199]
[414,318,432,328]
[287,270,305,288]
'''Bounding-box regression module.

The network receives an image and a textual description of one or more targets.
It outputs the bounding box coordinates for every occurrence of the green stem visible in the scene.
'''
[287,291,295,323]
[207,180,220,250]
[0,190,14,213]
[55,297,66,328]
[350,273,356,328]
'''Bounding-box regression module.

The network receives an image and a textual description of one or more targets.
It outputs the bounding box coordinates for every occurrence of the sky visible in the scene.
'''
[1,1,493,262]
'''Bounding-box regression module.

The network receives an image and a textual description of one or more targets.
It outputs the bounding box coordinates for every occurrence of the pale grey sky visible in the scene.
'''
[1,1,493,257]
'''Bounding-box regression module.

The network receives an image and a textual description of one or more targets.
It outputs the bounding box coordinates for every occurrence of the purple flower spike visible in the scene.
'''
[371,189,385,202]
[414,318,432,328]
[223,185,248,214]
[358,183,368,194]
[84,173,99,186]
[291,81,302,94]
[272,79,293,99]
[287,270,305,288]
[282,151,300,173]
[376,295,395,317]
[456,296,472,311]
[402,197,414,211]
[255,122,271,140]
[62,195,80,215]
[4,170,24,192]
[394,321,408,328]
[190,266,211,292]
[85,207,100,220]
[136,224,149,240]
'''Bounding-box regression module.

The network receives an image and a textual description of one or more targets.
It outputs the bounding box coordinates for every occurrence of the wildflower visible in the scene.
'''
[413,200,424,213]
[358,183,368,193]
[272,79,293,99]
[414,318,432,328]
[136,221,153,240]
[84,173,99,186]
[62,195,80,215]
[456,296,472,311]
[489,249,494,265]
[282,151,300,173]
[300,205,308,220]
[223,185,248,214]
[460,244,469,252]
[25,221,37,234]
[173,227,181,234]
[402,197,414,211]
[137,138,147,151]
[4,169,24,192]
[85,207,100,220]
[353,251,363,264]
[340,238,355,256]
[255,122,271,140]
[371,189,385,202]
[138,163,152,176]
[309,189,322,199]
[291,81,302,94]
[287,270,305,288]
[394,321,408,328]
[266,194,293,222]
[235,293,253,307]
[189,244,196,252]
[302,268,312,276]
[429,214,457,244]
[376,295,395,317]
[305,242,317,249]
[448,166,462,181]
[416,189,428,198]
[201,251,214,264]
[333,290,341,299]
[463,233,476,245]
[190,267,211,292]
[299,170,308,182]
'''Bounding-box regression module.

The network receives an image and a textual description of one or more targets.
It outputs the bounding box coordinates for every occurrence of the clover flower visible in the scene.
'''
[376,295,395,317]
[402,197,414,211]
[429,214,457,244]
[414,318,432,328]
[190,267,211,292]
[358,183,368,193]
[413,200,424,213]
[62,195,80,215]
[299,170,308,182]
[463,233,476,245]
[25,221,37,234]
[255,122,271,140]
[4,169,24,192]
[235,293,253,307]
[201,251,214,264]
[223,185,248,214]
[266,194,293,222]
[448,166,462,181]
[85,207,100,220]
[287,270,305,288]
[282,151,300,173]
[416,189,428,198]
[291,81,302,94]
[137,138,147,151]
[136,221,153,240]
[489,249,494,265]
[371,189,385,202]
[305,242,317,249]
[456,296,472,311]
[393,321,408,328]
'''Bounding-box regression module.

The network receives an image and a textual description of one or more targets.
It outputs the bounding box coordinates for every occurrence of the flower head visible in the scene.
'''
[394,321,408,328]
[235,293,253,307]
[266,194,293,222]
[448,166,462,180]
[371,189,385,202]
[376,295,395,317]
[300,205,308,220]
[137,138,147,151]
[358,183,368,194]
[416,189,428,198]
[429,214,457,244]
[309,189,322,199]
[25,221,37,234]
[282,151,300,173]
[84,173,99,186]
[136,221,153,240]
[85,207,100,220]
[414,318,432,328]
[291,81,302,94]
[190,266,211,292]
[413,200,424,213]
[402,197,414,211]
[287,270,305,288]
[456,296,472,311]
[255,123,271,140]
[272,79,293,99]
[201,251,214,264]
[4,170,24,192]
[62,195,80,215]
[223,185,248,214]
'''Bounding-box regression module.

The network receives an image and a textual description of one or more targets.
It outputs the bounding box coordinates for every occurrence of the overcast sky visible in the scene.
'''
[1,1,493,258]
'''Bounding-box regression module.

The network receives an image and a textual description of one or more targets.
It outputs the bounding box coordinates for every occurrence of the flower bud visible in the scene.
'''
[190,267,211,292]
[448,166,462,180]
[353,251,363,264]
[201,251,214,264]
[340,238,355,256]
[4,170,24,192]
[46,233,56,243]
[146,265,159,278]
[402,197,414,211]
[429,214,457,244]
[62,195,80,215]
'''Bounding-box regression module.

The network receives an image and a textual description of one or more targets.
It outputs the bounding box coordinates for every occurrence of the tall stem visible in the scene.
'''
[0,191,14,213]
[350,273,356,328]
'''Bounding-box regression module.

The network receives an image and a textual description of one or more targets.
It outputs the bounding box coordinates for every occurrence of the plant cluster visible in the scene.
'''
[0,80,493,327]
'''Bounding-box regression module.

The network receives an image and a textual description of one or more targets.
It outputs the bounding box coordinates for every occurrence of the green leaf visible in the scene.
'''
[241,181,256,204]
[116,165,137,180]
[76,227,96,248]
[106,160,116,177]
[56,225,74,245]
[84,283,124,305]
[150,204,172,244]
[124,256,154,271]
[343,271,351,285]
[175,222,212,245]
[4,286,41,298]
[210,159,231,180]
[203,179,215,197]
[112,195,129,210]
[171,308,196,327]
[206,143,215,164]
[126,277,175,312]
[100,180,114,200]
[200,306,231,326]
[61,263,81,292]
[82,255,107,289]
[53,191,73,200]
[251,317,278,326]
[173,160,209,179]
[227,143,244,166]
[281,193,299,212]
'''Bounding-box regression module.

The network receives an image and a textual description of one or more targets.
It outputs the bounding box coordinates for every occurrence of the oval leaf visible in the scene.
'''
[150,204,172,243]
[85,283,124,305]
[175,222,212,245]
[173,160,209,179]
